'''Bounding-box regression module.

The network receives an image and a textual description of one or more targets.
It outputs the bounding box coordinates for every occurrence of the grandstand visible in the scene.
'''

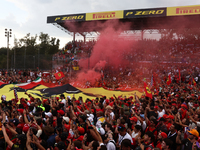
[47,4,200,42]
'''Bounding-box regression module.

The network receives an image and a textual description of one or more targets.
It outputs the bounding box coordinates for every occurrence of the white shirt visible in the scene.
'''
[136,120,146,131]
[106,140,116,150]
[61,98,66,108]
[118,133,133,145]
[157,109,165,118]
[131,131,139,138]
[110,112,115,120]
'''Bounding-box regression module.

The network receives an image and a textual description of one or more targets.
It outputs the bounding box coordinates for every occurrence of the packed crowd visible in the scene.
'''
[0,69,68,85]
[1,79,200,150]
[52,40,95,62]
[53,38,200,65]
[49,37,200,88]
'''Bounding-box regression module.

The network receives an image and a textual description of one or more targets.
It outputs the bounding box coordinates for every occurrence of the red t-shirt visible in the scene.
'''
[156,141,162,150]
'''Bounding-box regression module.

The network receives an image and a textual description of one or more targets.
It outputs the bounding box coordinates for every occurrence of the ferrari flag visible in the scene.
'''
[144,81,152,99]
[54,72,65,80]
[166,74,172,85]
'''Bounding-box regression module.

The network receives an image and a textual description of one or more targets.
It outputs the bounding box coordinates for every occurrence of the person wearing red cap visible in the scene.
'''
[156,131,168,149]
[57,110,65,116]
[130,116,138,128]
[165,115,174,130]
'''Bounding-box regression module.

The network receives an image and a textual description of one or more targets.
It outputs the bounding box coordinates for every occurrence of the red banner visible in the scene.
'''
[54,72,65,80]
[144,81,152,99]
[166,74,172,85]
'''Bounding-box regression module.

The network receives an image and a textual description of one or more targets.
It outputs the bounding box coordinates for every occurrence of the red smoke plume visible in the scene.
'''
[75,20,135,85]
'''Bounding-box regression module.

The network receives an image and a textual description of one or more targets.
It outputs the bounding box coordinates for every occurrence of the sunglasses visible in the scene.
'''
[189,133,194,136]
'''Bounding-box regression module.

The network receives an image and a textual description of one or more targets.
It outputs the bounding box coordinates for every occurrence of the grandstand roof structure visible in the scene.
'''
[47,4,200,34]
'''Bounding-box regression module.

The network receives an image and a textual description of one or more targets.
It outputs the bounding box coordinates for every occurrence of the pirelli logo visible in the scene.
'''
[93,12,115,19]
[167,5,200,16]
[124,8,166,18]
[86,11,123,21]
[176,6,200,14]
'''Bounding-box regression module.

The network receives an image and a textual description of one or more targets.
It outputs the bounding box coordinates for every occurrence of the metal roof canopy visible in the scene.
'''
[47,5,200,38]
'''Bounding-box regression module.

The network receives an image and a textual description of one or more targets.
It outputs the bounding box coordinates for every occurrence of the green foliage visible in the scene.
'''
[2,32,60,70]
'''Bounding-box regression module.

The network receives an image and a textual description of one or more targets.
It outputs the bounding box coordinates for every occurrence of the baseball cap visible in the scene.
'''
[154,106,159,109]
[57,110,65,116]
[77,127,85,135]
[17,109,24,114]
[44,112,52,117]
[64,124,70,131]
[163,114,168,119]
[160,132,168,138]
[10,118,19,126]
[130,117,138,122]
[63,116,69,123]
[23,124,30,133]
[166,115,174,120]
[188,129,199,137]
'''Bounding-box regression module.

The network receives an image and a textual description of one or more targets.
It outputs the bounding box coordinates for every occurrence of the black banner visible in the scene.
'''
[124,7,166,18]
[47,13,86,23]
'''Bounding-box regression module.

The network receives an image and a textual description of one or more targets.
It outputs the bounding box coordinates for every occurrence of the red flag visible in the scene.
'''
[166,74,172,85]
[54,72,65,80]
[192,78,196,86]
[144,81,152,99]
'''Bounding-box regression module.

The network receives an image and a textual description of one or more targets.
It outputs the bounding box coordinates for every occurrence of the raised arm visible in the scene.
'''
[2,123,14,148]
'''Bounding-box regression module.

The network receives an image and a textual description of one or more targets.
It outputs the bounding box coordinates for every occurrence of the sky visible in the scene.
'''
[0,0,200,49]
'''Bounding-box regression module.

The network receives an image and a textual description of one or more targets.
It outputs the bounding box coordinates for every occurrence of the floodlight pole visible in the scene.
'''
[5,29,12,72]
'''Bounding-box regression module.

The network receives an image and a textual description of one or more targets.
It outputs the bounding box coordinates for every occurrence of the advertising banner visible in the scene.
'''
[124,8,166,18]
[47,13,86,23]
[86,10,123,21]
[167,5,200,16]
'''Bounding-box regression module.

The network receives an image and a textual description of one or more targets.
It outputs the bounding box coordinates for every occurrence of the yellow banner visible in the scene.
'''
[73,67,79,71]
[167,5,200,16]
[86,10,123,21]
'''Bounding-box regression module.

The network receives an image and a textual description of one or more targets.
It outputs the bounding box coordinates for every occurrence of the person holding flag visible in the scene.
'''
[166,74,172,85]
[144,79,152,99]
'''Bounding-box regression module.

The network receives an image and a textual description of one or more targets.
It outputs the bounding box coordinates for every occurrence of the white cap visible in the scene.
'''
[96,127,105,135]
[63,116,69,123]
[44,112,52,118]
[1,95,6,101]
[67,96,71,99]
